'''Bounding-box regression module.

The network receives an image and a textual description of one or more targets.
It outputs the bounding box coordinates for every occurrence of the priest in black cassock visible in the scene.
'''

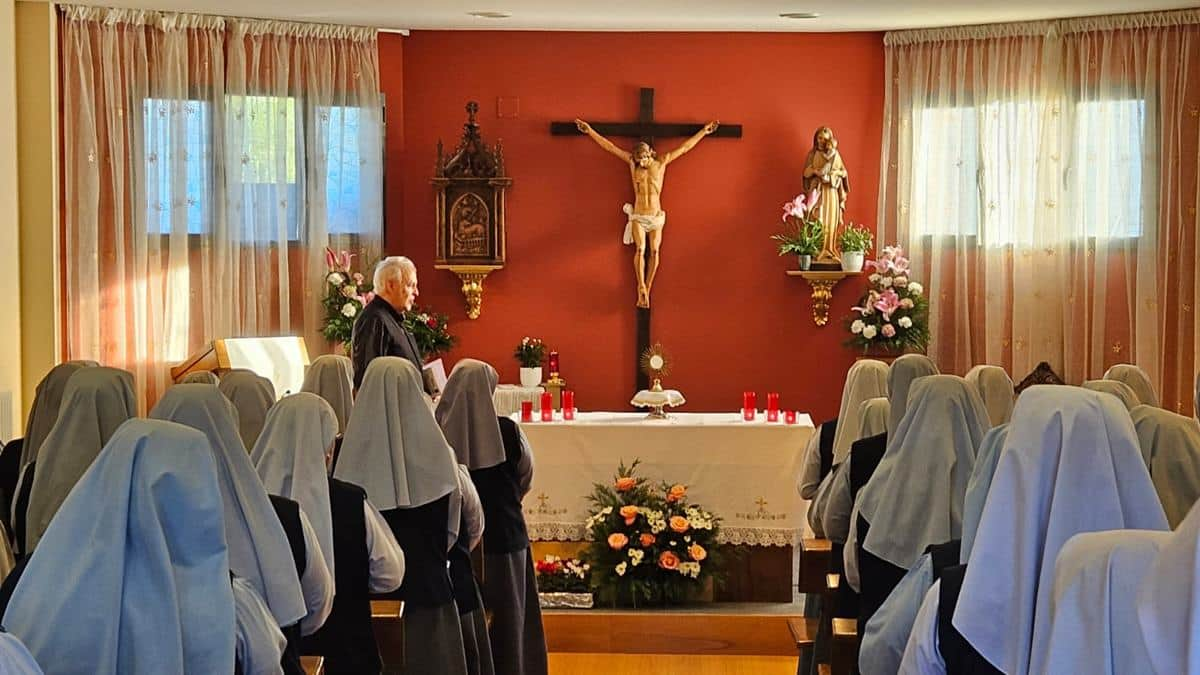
[351,256,428,392]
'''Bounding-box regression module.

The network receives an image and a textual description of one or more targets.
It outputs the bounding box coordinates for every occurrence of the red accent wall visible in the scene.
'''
[383,31,885,420]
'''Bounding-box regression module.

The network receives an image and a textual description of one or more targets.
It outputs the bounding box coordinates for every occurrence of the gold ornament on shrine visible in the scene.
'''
[433,101,512,319]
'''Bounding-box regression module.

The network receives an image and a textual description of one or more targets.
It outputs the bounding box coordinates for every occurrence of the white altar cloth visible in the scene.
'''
[518,411,814,547]
[493,384,545,416]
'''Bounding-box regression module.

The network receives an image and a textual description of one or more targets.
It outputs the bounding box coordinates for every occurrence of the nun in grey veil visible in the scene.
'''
[218,369,277,449]
[302,354,355,433]
[1104,363,1159,407]
[437,359,547,675]
[1132,405,1200,528]
[1082,379,1139,410]
[336,357,467,675]
[24,367,136,552]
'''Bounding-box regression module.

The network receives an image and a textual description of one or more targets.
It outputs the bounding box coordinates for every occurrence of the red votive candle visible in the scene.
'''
[520,400,533,423]
[548,351,560,375]
[785,410,797,425]
[540,392,553,422]
[742,392,757,421]
[767,392,780,422]
[563,390,575,420]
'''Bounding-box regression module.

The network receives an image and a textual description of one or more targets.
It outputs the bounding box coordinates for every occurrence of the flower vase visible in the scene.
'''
[841,251,865,272]
[538,592,594,609]
[797,254,812,271]
[520,367,543,388]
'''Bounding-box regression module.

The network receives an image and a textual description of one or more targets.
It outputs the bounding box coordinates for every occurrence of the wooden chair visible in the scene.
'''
[799,538,833,594]
[371,599,406,672]
[830,618,859,675]
[300,656,324,675]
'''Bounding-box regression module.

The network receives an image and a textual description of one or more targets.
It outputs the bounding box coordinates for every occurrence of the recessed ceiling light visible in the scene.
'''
[779,11,820,19]
[468,10,512,19]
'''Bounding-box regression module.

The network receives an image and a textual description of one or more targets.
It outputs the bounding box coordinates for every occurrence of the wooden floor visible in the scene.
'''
[549,653,797,675]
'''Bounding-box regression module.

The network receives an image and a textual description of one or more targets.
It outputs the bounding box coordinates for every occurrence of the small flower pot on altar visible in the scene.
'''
[841,251,865,272]
[538,592,595,609]
[520,367,543,388]
[797,254,812,271]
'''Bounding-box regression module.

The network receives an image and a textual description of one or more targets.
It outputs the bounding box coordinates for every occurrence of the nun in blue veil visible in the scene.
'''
[2,418,285,674]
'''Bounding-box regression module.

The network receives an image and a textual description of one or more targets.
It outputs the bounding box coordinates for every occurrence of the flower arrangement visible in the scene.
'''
[581,460,721,607]
[320,247,456,358]
[534,556,591,593]
[321,248,375,350]
[771,192,824,257]
[839,222,874,253]
[514,337,547,369]
[845,245,930,353]
[403,307,457,360]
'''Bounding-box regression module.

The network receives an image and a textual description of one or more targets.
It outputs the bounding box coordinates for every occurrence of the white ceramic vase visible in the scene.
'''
[842,251,866,272]
[520,367,543,388]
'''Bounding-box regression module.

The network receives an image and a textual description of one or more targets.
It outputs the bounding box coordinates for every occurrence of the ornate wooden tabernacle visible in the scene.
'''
[433,101,512,319]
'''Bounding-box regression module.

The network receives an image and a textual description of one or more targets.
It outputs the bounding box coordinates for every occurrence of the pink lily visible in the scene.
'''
[873,289,902,320]
[324,247,338,271]
[338,250,355,271]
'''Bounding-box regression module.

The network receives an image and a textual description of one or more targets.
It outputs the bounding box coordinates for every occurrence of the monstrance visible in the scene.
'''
[630,343,685,419]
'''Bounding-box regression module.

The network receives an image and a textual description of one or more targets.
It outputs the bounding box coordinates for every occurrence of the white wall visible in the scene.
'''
[0,0,25,441]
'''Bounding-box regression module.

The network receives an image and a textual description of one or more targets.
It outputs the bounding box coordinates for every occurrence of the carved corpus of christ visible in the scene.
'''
[575,118,719,308]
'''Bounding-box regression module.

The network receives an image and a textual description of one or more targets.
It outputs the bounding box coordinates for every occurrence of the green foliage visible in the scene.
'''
[839,223,874,253]
[772,219,824,256]
[514,337,547,368]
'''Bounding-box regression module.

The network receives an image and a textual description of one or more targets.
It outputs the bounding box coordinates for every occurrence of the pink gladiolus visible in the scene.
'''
[338,250,355,271]
[881,323,896,338]
[873,289,902,320]
[325,247,338,271]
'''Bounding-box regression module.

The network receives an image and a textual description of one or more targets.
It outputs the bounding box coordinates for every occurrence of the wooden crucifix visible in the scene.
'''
[552,87,742,391]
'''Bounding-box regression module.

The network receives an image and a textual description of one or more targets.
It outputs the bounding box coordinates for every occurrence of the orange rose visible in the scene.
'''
[688,544,707,561]
[640,533,656,547]
[658,551,680,570]
[666,484,687,503]
[607,533,629,550]
[670,516,690,533]
[620,505,639,526]
[615,477,637,492]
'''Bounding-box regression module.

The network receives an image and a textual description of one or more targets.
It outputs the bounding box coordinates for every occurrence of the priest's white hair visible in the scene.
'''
[374,255,416,291]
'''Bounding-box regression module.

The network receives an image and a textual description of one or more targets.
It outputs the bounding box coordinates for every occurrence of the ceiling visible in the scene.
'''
[61,0,1197,32]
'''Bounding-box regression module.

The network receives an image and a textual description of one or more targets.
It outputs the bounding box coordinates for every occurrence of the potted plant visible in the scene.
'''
[514,336,547,387]
[772,193,823,271]
[535,555,594,609]
[839,222,874,273]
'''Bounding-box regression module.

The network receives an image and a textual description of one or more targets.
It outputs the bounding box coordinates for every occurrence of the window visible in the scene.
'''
[144,99,211,235]
[909,97,1147,244]
[1069,99,1146,239]
[142,96,382,240]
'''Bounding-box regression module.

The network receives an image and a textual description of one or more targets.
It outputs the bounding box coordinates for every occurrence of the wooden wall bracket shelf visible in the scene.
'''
[786,270,859,327]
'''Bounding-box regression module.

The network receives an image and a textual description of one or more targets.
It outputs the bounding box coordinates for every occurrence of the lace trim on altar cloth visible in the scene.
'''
[526,522,800,547]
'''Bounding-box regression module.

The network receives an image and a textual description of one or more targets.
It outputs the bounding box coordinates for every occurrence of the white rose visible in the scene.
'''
[899,316,913,328]
[862,324,878,339]
[851,319,864,334]
[881,277,894,288]
[327,272,344,286]
[908,282,923,296]
[341,302,358,317]
[615,562,628,577]
[869,273,881,283]
[894,276,909,287]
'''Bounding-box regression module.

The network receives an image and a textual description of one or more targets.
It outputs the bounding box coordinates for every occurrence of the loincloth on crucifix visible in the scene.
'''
[622,203,666,245]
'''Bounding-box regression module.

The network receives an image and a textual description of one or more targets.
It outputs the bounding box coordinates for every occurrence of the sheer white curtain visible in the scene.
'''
[61,6,383,409]
[878,9,1200,413]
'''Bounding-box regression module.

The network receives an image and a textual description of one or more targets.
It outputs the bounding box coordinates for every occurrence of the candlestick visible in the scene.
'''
[540,392,553,422]
[548,350,560,378]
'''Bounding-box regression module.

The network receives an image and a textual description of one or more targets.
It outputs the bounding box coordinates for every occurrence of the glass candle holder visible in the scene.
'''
[520,400,533,423]
[562,390,575,420]
[785,410,797,425]
[540,392,553,422]
[742,392,757,421]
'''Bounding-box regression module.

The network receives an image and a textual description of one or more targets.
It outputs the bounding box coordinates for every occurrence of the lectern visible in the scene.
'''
[171,337,310,400]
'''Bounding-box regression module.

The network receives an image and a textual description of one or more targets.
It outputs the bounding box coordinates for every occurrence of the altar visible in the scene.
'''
[519,411,814,600]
